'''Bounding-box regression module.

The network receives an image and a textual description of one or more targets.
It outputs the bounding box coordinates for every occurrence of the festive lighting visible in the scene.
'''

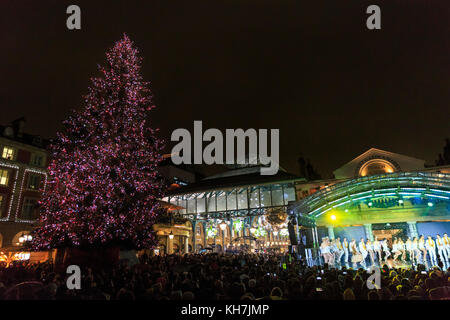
[219,222,227,231]
[168,231,174,240]
[30,35,165,250]
[428,202,434,207]
[330,214,336,221]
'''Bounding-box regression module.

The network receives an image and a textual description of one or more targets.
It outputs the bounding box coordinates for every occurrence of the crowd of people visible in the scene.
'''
[0,251,449,300]
[320,233,450,270]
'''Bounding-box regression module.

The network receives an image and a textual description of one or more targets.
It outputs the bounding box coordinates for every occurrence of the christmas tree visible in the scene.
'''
[32,34,165,250]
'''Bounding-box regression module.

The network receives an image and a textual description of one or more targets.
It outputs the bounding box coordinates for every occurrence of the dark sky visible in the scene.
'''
[1,1,449,178]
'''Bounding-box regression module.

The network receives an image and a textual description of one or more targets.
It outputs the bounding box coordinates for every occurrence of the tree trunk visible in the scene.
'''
[62,247,120,271]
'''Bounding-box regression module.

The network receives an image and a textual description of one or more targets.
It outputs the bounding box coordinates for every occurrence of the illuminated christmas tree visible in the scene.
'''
[32,34,165,251]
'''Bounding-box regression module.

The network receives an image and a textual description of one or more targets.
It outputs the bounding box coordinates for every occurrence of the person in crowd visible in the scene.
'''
[426,235,438,267]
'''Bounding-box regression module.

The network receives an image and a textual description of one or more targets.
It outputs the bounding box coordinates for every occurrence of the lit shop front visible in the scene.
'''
[164,171,299,253]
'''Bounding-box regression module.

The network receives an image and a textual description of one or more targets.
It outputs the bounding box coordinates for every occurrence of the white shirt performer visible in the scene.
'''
[373,237,382,264]
[358,238,368,269]
[335,237,344,267]
[412,237,421,265]
[342,238,350,268]
[419,236,427,266]
[405,238,414,264]
[443,233,450,259]
[426,236,438,267]
[436,234,449,265]
[366,239,375,266]
[382,239,391,261]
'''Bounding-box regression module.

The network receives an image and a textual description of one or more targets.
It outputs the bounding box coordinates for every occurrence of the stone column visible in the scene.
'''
[185,236,189,254]
[364,224,373,241]
[407,221,418,238]
[327,225,335,240]
[229,219,233,247]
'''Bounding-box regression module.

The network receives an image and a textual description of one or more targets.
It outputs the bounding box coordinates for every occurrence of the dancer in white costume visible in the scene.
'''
[358,238,368,269]
[366,239,375,266]
[419,235,428,267]
[392,239,402,261]
[382,239,391,261]
[373,237,382,264]
[426,235,438,267]
[342,237,350,268]
[412,237,421,265]
[405,237,414,264]
[398,238,406,262]
[350,239,361,269]
[320,238,332,265]
[335,237,344,268]
[436,234,449,268]
[443,233,450,260]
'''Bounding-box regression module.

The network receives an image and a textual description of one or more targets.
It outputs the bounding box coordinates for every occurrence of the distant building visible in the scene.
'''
[0,118,48,252]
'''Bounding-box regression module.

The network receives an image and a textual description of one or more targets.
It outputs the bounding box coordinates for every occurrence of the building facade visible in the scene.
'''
[0,118,48,251]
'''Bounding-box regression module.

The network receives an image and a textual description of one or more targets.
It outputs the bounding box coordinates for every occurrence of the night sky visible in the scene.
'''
[1,1,449,178]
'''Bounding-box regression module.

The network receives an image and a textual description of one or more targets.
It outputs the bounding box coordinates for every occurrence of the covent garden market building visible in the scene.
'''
[156,148,450,256]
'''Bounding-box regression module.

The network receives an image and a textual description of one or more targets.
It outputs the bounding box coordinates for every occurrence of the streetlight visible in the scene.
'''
[169,231,174,240]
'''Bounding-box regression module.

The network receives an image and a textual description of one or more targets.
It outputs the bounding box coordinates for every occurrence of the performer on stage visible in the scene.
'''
[398,238,406,262]
[373,236,382,264]
[412,237,421,266]
[443,233,450,260]
[436,234,449,267]
[358,238,368,269]
[335,237,344,268]
[342,237,350,268]
[320,237,332,266]
[392,239,402,261]
[419,235,428,267]
[329,239,337,267]
[405,237,414,264]
[366,239,375,266]
[426,235,438,267]
[350,238,362,269]
[382,238,391,261]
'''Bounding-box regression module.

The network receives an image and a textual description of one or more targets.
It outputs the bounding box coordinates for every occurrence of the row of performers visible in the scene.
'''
[319,233,450,270]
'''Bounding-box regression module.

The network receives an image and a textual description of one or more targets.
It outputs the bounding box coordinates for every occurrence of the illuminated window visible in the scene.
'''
[0,169,9,186]
[2,147,14,160]
[22,198,38,220]
[27,174,41,190]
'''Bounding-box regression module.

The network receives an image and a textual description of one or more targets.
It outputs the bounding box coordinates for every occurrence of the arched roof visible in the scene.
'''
[291,171,450,218]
